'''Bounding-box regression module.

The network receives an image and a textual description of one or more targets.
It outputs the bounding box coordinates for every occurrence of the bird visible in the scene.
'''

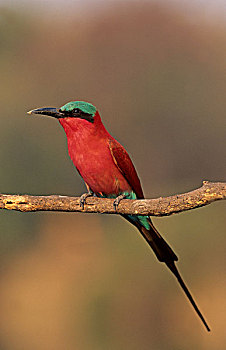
[28,101,210,331]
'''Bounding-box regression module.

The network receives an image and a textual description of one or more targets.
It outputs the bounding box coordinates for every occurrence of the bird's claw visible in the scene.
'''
[79,191,93,209]
[113,194,126,210]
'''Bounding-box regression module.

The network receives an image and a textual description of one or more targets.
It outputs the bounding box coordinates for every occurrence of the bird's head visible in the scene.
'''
[28,101,97,124]
[28,101,104,136]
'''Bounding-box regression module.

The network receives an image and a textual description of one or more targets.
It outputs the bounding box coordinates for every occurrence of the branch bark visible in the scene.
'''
[0,181,225,217]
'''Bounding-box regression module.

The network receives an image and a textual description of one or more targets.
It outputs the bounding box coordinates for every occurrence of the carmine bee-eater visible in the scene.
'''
[28,101,210,331]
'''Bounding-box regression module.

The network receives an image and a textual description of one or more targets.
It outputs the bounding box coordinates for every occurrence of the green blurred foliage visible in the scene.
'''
[0,2,225,349]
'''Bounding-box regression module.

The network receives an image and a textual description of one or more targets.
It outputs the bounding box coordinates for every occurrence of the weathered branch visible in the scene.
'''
[0,181,225,217]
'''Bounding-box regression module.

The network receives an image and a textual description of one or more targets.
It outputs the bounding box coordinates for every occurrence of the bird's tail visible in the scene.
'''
[125,215,210,332]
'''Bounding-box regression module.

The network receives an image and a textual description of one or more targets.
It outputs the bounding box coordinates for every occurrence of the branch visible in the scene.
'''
[0,181,225,217]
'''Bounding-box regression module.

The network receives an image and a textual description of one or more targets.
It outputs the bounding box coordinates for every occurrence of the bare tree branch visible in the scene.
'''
[0,181,225,217]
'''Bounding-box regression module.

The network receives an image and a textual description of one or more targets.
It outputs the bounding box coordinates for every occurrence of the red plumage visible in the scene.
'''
[59,111,141,197]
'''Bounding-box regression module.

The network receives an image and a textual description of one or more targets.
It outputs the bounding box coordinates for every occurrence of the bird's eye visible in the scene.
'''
[73,108,80,113]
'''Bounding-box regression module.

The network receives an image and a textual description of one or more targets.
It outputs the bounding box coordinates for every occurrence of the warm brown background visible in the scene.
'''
[0,1,225,349]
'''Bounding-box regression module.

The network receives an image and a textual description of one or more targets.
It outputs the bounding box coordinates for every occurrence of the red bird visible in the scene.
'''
[28,101,210,331]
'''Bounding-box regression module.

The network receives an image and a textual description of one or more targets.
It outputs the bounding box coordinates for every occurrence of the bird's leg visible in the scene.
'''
[113,194,127,210]
[79,190,94,209]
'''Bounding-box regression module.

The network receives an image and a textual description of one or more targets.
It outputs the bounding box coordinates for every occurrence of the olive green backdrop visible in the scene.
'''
[0,2,225,349]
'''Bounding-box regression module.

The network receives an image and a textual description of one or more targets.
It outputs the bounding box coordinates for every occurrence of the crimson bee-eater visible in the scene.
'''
[28,101,210,331]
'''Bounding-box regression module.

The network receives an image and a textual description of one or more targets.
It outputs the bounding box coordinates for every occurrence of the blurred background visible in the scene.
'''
[0,0,226,349]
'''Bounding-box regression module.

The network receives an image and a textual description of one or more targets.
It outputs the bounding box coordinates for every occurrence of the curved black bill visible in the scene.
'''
[27,107,64,119]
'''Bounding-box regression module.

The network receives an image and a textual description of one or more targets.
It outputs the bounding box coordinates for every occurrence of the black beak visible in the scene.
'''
[27,107,64,119]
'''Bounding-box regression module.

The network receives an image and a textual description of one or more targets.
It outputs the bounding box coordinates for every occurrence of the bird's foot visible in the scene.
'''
[79,191,94,209]
[113,194,126,211]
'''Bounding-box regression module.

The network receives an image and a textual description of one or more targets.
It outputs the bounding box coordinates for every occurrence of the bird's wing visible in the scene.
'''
[108,138,144,199]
